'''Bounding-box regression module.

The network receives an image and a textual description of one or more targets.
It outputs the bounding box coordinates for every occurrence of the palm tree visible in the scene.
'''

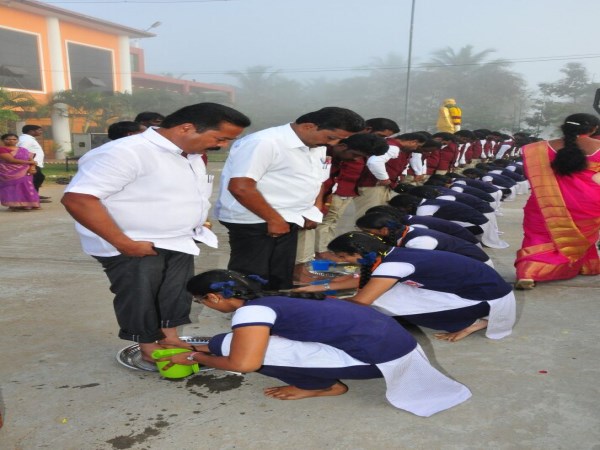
[50,90,113,133]
[0,88,40,130]
[429,45,498,66]
[420,45,526,130]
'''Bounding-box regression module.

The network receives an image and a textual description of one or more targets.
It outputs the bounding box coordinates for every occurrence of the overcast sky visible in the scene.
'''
[43,0,600,89]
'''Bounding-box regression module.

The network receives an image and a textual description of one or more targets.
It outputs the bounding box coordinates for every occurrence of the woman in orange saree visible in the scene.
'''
[515,114,600,289]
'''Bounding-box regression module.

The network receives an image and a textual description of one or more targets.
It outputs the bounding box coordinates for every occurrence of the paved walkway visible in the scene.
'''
[1,171,599,449]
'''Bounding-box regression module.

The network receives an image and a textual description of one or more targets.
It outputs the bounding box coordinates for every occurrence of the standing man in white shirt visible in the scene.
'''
[18,125,50,202]
[216,107,365,290]
[61,103,250,362]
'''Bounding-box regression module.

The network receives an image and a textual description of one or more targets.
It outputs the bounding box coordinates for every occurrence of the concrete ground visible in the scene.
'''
[1,165,599,450]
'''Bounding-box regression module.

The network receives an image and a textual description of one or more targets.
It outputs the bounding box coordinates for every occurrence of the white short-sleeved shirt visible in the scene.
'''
[215,124,329,226]
[366,145,400,180]
[409,152,425,175]
[65,128,211,257]
[18,134,44,167]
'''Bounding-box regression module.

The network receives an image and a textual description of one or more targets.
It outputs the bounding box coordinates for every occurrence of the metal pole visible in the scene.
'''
[403,0,416,131]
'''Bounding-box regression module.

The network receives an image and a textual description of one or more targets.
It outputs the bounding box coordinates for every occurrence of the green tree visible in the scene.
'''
[526,63,600,131]
[419,45,527,131]
[50,90,112,133]
[228,65,305,130]
[0,89,40,131]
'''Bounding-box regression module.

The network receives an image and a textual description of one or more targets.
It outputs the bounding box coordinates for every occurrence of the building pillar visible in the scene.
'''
[46,16,71,159]
[118,35,132,93]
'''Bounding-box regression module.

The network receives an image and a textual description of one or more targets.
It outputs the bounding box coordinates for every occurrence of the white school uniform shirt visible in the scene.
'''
[494,141,513,160]
[365,144,400,180]
[478,139,487,158]
[65,127,213,257]
[18,133,44,167]
[457,142,470,166]
[409,152,425,175]
[215,124,329,226]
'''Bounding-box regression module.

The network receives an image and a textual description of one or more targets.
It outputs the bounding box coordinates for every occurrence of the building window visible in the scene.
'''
[67,42,114,92]
[0,27,43,91]
[130,52,140,72]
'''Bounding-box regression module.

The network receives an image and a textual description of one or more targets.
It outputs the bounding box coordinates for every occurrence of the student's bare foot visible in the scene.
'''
[434,319,489,342]
[264,382,348,400]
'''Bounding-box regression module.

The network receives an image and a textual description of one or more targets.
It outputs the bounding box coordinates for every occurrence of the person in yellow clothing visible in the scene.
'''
[436,98,462,133]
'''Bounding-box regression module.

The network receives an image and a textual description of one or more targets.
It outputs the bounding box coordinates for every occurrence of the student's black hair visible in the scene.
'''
[161,103,251,132]
[392,182,416,194]
[1,133,18,140]
[408,185,442,200]
[432,132,456,142]
[21,125,41,134]
[551,113,600,176]
[388,194,421,214]
[295,107,365,132]
[472,129,490,139]
[134,111,165,123]
[414,130,432,138]
[341,133,389,157]
[453,129,476,139]
[491,159,510,168]
[186,269,325,301]
[365,205,408,223]
[424,174,451,187]
[419,139,442,150]
[474,163,491,172]
[107,121,144,140]
[355,212,407,246]
[428,173,452,182]
[397,132,428,143]
[327,232,391,288]
[462,168,486,178]
[365,117,400,134]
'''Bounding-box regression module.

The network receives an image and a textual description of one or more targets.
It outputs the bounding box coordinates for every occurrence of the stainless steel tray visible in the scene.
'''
[116,336,214,372]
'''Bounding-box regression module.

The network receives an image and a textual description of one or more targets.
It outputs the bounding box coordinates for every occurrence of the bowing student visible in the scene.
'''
[160,270,472,417]
[327,232,516,342]
[356,211,494,266]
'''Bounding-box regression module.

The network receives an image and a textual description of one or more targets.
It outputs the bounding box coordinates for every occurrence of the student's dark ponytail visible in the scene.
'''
[551,113,600,176]
[359,263,373,289]
[327,232,390,289]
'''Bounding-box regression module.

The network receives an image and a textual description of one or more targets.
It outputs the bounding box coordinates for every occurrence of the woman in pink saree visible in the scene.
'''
[0,133,40,211]
[515,114,600,289]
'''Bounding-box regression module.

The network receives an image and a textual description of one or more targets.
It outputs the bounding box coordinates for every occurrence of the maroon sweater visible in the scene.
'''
[324,158,365,197]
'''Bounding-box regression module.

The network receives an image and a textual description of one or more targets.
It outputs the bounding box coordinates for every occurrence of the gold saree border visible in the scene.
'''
[523,142,591,262]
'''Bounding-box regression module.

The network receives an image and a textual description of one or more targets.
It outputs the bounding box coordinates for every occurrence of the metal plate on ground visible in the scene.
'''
[116,336,214,372]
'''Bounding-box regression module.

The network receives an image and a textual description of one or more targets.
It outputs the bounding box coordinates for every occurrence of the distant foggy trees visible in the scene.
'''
[3,46,598,138]
[229,45,529,133]
[526,62,600,134]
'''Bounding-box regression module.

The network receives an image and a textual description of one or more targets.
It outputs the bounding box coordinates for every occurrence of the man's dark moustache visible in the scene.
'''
[207,147,221,151]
